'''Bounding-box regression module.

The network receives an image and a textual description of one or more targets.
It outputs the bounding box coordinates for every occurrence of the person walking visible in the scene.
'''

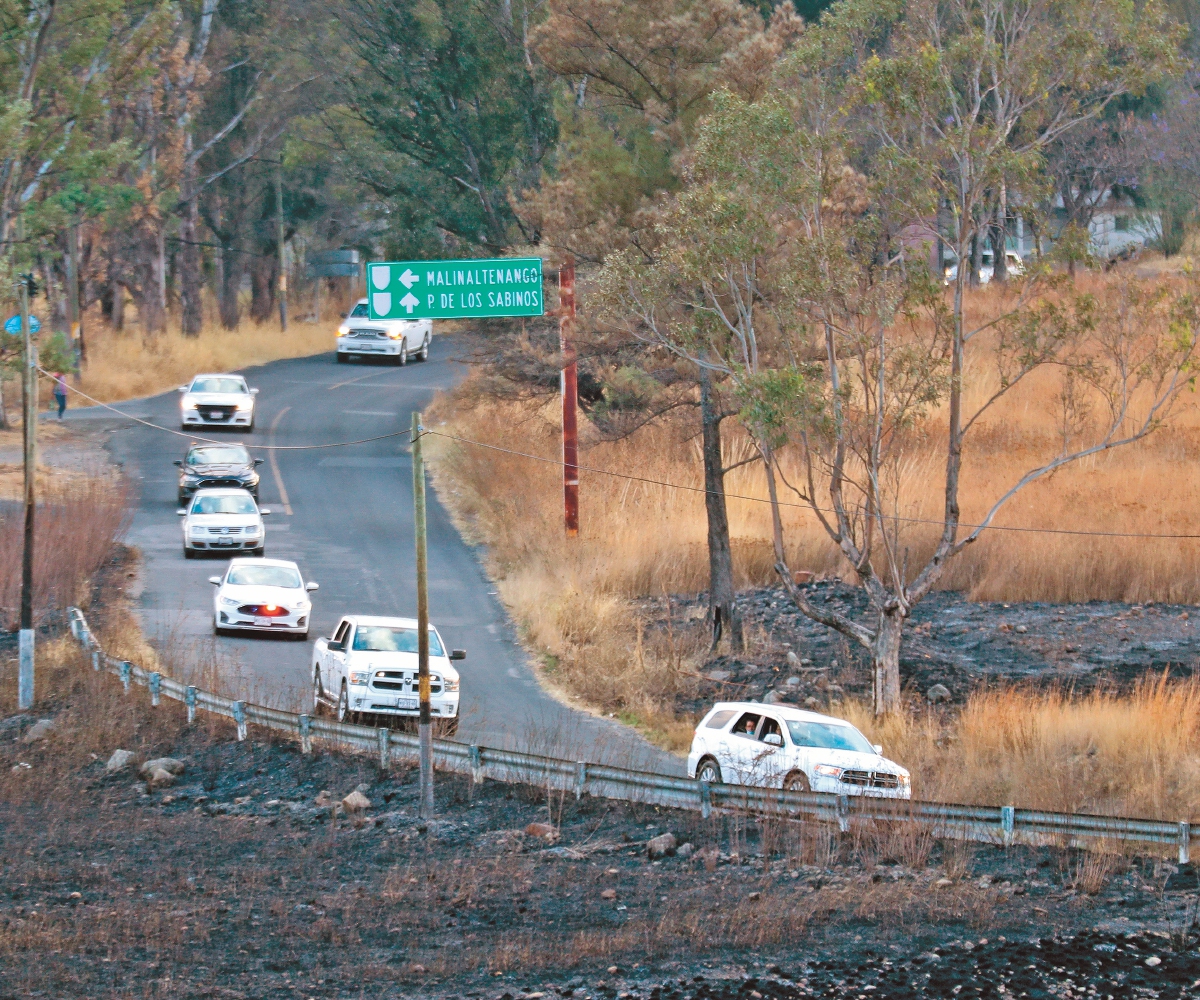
[52,372,68,419]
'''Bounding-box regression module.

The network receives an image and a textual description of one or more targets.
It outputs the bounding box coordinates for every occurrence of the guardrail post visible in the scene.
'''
[575,761,587,801]
[233,701,247,741]
[1180,822,1191,866]
[119,661,131,693]
[149,672,161,707]
[469,745,483,785]
[299,715,312,755]
[1001,805,1015,847]
[91,650,100,672]
[70,617,80,639]
[377,728,390,773]
[185,686,197,724]
[700,781,711,820]
[836,794,850,834]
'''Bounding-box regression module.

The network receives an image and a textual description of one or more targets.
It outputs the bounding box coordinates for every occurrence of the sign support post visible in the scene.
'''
[559,257,579,537]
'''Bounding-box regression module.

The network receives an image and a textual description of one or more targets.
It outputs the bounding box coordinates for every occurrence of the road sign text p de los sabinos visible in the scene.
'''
[367,257,544,321]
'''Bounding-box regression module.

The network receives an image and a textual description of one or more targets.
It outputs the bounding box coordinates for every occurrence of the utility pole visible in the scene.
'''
[411,411,434,818]
[559,256,579,537]
[65,222,82,376]
[276,159,287,332]
[18,264,36,711]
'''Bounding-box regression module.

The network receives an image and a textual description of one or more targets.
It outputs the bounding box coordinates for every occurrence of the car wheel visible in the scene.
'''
[292,629,308,642]
[398,339,408,366]
[336,352,347,364]
[247,419,254,432]
[419,338,429,361]
[336,682,350,723]
[178,493,188,507]
[313,672,325,715]
[254,546,265,557]
[783,770,811,793]
[696,756,722,784]
[184,546,195,560]
[214,621,227,637]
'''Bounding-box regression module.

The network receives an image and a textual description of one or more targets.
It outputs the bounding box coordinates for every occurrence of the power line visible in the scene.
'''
[425,429,1200,542]
[32,369,1200,541]
[37,369,415,451]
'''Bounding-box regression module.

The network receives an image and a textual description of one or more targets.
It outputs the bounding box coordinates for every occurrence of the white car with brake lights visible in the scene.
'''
[179,488,269,558]
[688,701,911,799]
[179,373,258,430]
[312,615,464,732]
[336,298,432,365]
[210,558,317,639]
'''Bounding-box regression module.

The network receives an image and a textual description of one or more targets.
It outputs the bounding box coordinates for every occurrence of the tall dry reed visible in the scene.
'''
[0,476,129,628]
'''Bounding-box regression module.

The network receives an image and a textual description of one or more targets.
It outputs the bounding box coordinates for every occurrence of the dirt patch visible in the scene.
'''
[1,638,1199,997]
[631,582,1200,716]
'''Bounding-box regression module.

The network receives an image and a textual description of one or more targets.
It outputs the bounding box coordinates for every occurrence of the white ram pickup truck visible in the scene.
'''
[312,615,463,733]
[336,298,432,365]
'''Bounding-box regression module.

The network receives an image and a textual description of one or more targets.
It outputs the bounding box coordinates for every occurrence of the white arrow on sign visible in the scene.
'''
[398,268,419,289]
[400,292,420,314]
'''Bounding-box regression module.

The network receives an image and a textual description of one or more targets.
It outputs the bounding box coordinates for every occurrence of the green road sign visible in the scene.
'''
[366,257,544,320]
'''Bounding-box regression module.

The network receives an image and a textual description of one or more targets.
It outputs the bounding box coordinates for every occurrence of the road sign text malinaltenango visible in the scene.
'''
[367,257,544,320]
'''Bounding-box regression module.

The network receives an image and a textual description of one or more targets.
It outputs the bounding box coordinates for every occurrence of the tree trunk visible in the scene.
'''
[218,243,242,329]
[969,229,982,287]
[699,367,742,652]
[871,610,904,716]
[111,279,124,332]
[180,161,203,336]
[249,252,276,324]
[993,186,1008,284]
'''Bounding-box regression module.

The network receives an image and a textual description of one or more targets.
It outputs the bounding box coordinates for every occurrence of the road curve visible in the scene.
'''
[81,337,680,773]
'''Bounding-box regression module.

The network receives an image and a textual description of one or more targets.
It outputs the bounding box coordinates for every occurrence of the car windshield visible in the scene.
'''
[349,303,369,317]
[192,494,257,515]
[187,446,249,466]
[226,565,301,589]
[190,377,246,394]
[786,720,876,754]
[352,626,445,656]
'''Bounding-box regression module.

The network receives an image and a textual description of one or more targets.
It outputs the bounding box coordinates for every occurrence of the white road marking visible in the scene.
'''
[268,407,293,515]
[342,410,395,416]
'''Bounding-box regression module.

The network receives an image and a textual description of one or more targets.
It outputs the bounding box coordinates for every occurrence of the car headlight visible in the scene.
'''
[442,676,459,692]
[182,473,200,482]
[235,398,254,411]
[244,525,259,536]
[189,525,206,536]
[337,324,349,335]
[349,670,368,686]
[898,773,911,790]
[219,595,239,606]
[813,764,843,779]
[387,328,403,340]
[182,400,198,410]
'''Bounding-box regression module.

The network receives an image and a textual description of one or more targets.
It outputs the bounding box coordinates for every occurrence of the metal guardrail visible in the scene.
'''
[65,607,1195,863]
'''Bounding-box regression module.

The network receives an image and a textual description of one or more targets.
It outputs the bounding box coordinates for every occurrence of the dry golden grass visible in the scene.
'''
[426,272,1200,809]
[839,674,1200,819]
[72,307,338,403]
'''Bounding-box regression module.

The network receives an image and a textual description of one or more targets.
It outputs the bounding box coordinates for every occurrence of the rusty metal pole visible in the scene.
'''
[559,257,579,537]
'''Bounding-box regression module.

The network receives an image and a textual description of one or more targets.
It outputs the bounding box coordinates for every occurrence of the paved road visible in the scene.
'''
[75,338,679,772]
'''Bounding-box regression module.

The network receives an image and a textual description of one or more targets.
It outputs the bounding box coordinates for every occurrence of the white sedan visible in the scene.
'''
[210,558,317,639]
[179,373,258,431]
[688,701,911,799]
[179,488,269,558]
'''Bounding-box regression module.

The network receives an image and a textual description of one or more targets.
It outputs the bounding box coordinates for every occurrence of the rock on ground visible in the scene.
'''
[139,757,185,777]
[342,790,371,812]
[21,719,54,743]
[105,749,135,774]
[647,832,677,858]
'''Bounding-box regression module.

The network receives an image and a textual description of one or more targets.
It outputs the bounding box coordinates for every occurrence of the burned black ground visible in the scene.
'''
[1,686,1198,999]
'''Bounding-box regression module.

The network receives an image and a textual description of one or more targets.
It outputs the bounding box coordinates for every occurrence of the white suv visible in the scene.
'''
[312,615,463,732]
[336,298,432,365]
[688,701,911,798]
[179,374,258,431]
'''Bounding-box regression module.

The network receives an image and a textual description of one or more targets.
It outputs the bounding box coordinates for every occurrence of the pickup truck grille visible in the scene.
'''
[840,769,900,789]
[369,670,441,694]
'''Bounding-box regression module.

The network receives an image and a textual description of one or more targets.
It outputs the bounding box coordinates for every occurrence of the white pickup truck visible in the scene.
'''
[312,615,463,733]
[336,298,432,365]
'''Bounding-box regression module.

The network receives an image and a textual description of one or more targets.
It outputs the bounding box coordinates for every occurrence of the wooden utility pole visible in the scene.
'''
[276,159,287,332]
[411,410,434,818]
[559,257,579,537]
[18,265,36,710]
